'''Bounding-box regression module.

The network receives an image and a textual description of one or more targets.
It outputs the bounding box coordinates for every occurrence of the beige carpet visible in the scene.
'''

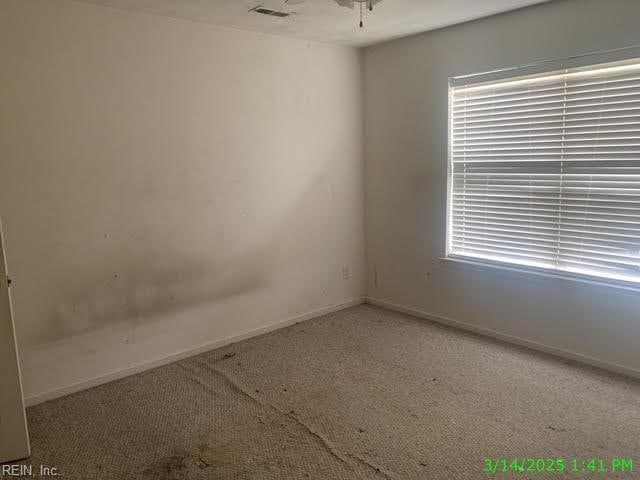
[13,305,640,479]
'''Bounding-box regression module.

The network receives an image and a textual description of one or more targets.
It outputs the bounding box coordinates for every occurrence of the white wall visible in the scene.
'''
[363,0,640,376]
[0,0,365,401]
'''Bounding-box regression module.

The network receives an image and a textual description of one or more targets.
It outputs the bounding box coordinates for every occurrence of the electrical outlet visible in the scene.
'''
[342,265,351,280]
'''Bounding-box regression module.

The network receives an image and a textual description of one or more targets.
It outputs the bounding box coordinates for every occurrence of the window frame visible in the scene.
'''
[445,46,640,291]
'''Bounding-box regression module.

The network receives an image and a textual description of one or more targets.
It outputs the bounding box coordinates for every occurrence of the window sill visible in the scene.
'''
[440,254,640,294]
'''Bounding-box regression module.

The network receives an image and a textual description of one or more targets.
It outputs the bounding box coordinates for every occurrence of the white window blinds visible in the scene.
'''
[449,59,640,285]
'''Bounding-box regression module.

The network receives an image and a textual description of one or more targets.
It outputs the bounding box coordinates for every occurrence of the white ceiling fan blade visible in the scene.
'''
[334,0,355,9]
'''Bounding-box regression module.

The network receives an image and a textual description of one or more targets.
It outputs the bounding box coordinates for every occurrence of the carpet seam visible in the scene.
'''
[185,359,394,480]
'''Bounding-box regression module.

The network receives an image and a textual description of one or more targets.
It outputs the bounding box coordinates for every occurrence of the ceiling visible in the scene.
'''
[77,0,551,47]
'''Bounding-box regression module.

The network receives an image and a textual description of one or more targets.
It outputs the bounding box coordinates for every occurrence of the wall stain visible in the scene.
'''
[40,249,274,343]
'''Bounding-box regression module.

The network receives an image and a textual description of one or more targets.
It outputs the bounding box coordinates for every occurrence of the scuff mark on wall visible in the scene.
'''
[46,250,274,343]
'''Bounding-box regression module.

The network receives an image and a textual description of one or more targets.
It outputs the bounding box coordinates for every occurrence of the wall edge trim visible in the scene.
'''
[24,297,365,406]
[365,297,640,380]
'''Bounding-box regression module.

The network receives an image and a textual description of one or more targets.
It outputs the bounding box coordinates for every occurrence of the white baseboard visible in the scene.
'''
[366,297,640,380]
[24,297,365,407]
[26,295,636,407]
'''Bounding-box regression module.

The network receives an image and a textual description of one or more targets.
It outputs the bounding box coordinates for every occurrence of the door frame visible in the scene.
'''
[0,217,30,462]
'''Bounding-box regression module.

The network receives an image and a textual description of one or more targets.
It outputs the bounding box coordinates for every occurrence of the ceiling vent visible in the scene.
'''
[250,6,290,18]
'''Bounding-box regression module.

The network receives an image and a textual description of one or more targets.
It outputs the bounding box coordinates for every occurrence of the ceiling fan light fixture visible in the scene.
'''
[334,0,383,28]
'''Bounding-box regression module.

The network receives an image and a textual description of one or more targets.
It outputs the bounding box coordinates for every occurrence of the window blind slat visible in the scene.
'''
[453,192,640,206]
[452,84,640,112]
[451,217,640,239]
[452,114,640,131]
[453,107,640,126]
[451,236,640,264]
[451,226,638,251]
[454,70,640,103]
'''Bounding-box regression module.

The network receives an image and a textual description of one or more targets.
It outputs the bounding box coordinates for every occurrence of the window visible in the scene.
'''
[448,57,640,286]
